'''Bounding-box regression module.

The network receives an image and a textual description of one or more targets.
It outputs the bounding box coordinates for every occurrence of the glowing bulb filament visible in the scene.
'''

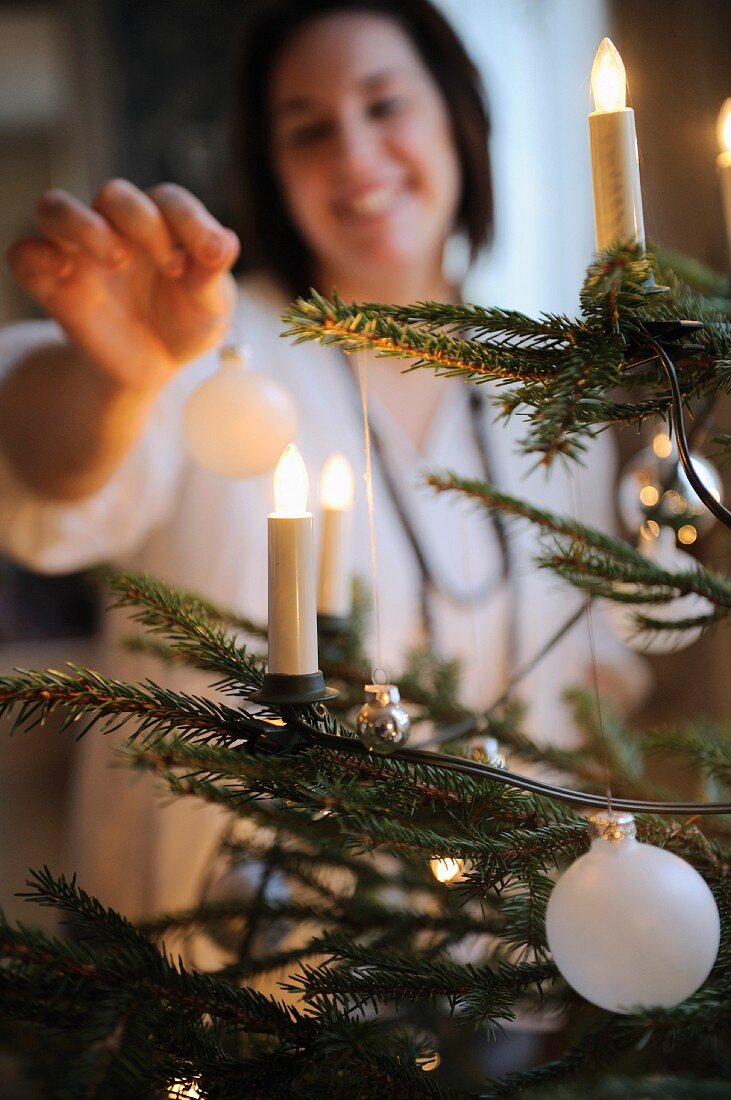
[591,37,627,112]
[320,452,354,510]
[273,444,309,515]
[718,99,731,154]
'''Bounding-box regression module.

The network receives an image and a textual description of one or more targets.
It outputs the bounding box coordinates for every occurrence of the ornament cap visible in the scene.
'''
[364,682,402,707]
[219,343,252,369]
[588,810,636,842]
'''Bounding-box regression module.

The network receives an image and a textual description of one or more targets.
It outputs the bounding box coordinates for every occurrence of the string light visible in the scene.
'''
[168,1080,201,1099]
[678,524,698,545]
[653,433,673,459]
[717,98,731,157]
[429,856,465,884]
[639,519,660,540]
[416,1051,441,1072]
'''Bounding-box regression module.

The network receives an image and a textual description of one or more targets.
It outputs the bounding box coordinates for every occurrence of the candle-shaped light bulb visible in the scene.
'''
[273,444,309,515]
[591,37,627,113]
[716,99,731,263]
[268,445,319,676]
[320,452,354,510]
[588,37,645,252]
[317,453,355,620]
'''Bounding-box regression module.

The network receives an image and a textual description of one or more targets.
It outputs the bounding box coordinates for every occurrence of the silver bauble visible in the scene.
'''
[199,849,290,955]
[465,733,506,768]
[356,683,411,754]
[618,439,722,543]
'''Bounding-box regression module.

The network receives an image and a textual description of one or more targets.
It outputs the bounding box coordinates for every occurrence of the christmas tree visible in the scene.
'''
[1,244,730,1099]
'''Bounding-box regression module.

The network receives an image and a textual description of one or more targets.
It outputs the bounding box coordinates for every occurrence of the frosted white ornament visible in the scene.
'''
[184,344,298,478]
[605,527,713,654]
[546,812,720,1014]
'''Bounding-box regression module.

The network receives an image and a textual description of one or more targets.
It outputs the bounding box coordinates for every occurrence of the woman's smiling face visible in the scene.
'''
[268,11,462,290]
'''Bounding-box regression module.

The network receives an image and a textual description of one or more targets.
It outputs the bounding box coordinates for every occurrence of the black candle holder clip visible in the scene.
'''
[250,670,339,706]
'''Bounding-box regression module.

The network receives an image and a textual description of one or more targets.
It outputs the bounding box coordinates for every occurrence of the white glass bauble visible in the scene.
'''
[546,814,720,1014]
[618,438,722,542]
[184,345,298,478]
[605,528,713,654]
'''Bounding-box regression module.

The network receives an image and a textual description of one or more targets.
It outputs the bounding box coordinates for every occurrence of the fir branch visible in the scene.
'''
[316,299,581,347]
[288,930,556,1029]
[107,572,265,693]
[541,544,731,612]
[494,690,679,805]
[652,244,731,303]
[283,246,731,466]
[128,733,554,828]
[341,815,588,890]
[142,895,503,953]
[427,472,644,560]
[283,290,559,382]
[427,473,731,621]
[483,990,731,1098]
[643,724,731,787]
[0,916,309,1042]
[0,665,258,744]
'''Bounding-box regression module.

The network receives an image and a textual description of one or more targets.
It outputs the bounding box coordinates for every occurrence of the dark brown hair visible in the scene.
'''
[232,0,492,296]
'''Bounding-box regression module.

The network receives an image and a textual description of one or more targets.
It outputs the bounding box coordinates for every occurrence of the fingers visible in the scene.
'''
[15,180,240,287]
[36,189,129,267]
[6,238,75,304]
[147,182,239,275]
[93,179,184,275]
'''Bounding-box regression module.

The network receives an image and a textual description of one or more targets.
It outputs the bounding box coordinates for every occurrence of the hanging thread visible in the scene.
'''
[568,472,615,815]
[356,353,385,680]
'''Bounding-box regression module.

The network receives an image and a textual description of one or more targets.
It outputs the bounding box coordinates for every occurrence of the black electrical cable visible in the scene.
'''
[280,712,731,816]
[245,328,731,819]
[641,326,731,530]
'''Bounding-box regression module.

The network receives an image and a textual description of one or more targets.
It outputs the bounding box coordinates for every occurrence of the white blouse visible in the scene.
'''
[0,274,645,919]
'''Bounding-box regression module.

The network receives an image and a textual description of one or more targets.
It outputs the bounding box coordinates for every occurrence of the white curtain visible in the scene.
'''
[437,0,608,316]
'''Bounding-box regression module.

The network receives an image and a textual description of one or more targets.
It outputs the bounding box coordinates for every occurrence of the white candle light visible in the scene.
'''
[317,453,355,620]
[716,98,731,264]
[589,38,646,252]
[268,444,319,675]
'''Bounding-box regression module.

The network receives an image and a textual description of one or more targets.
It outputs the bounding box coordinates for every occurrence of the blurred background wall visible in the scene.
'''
[0,0,729,928]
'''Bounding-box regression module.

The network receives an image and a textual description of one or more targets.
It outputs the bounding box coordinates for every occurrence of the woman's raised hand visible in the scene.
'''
[5,180,239,392]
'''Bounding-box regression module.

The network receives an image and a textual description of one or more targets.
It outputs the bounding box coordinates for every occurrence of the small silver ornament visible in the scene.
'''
[618,438,722,544]
[356,682,411,754]
[199,846,289,955]
[466,733,506,769]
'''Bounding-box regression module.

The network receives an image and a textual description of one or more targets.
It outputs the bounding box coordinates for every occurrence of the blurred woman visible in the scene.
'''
[0,0,643,918]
